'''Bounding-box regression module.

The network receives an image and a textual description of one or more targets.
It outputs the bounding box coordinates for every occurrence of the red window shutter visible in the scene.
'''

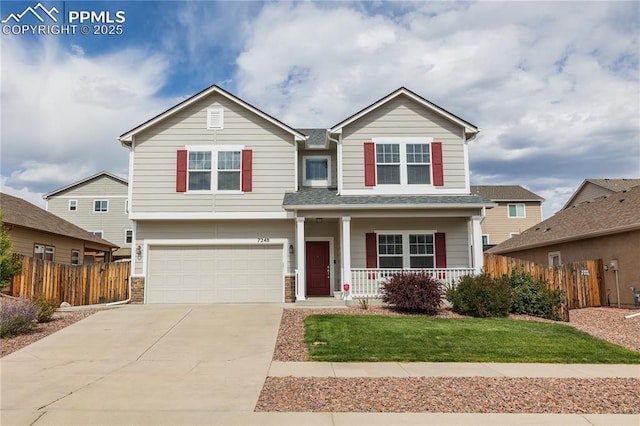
[364,142,376,186]
[176,150,187,192]
[241,149,252,192]
[365,233,378,268]
[435,232,447,268]
[432,142,444,186]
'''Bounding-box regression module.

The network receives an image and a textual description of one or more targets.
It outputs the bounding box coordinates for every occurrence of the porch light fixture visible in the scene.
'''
[136,245,142,260]
[289,244,294,255]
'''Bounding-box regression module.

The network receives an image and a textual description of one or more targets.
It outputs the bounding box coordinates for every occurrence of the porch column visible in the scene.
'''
[471,215,483,274]
[341,216,352,300]
[296,217,306,301]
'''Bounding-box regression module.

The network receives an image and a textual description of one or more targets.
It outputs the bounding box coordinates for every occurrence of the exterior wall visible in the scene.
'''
[501,230,640,307]
[341,95,467,192]
[481,201,543,245]
[8,226,85,264]
[350,217,471,268]
[46,176,132,247]
[298,148,338,188]
[131,93,296,213]
[133,219,295,275]
[567,183,612,207]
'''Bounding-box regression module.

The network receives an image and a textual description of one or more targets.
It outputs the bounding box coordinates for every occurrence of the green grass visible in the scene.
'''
[304,314,640,363]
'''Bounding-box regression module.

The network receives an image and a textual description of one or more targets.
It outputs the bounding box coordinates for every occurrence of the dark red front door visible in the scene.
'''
[306,241,330,296]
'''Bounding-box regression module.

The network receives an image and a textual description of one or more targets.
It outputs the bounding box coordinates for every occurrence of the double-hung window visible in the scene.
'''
[373,138,433,186]
[508,204,526,218]
[217,151,241,190]
[188,151,212,191]
[125,229,133,245]
[34,244,54,261]
[183,146,245,193]
[303,156,330,187]
[69,200,78,211]
[71,250,80,265]
[94,200,108,212]
[378,233,435,269]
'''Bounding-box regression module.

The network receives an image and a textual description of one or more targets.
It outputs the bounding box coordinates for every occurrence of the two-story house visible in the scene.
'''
[118,86,494,304]
[470,185,544,250]
[43,172,133,260]
[562,178,640,209]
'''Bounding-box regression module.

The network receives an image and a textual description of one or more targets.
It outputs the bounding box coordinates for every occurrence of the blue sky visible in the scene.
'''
[1,0,639,217]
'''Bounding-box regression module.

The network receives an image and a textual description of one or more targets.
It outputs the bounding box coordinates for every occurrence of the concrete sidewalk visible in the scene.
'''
[269,361,640,378]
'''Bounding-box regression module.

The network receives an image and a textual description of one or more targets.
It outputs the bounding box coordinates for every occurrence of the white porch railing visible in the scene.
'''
[350,268,476,298]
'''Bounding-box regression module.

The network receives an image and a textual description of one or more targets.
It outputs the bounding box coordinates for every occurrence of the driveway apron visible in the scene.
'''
[1,304,283,425]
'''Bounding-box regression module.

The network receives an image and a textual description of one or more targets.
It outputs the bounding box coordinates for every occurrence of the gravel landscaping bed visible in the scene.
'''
[1,304,99,357]
[256,377,639,413]
[262,306,640,413]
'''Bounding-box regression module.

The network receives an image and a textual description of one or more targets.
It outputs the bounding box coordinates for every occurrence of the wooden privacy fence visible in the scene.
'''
[9,256,130,306]
[484,254,606,320]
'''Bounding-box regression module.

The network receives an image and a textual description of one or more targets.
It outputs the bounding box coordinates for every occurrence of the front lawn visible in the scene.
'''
[304,314,640,363]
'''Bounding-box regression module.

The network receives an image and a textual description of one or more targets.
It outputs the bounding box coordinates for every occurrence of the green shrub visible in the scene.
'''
[446,274,511,317]
[381,272,443,314]
[0,297,38,338]
[501,270,565,321]
[31,295,58,323]
[358,298,370,310]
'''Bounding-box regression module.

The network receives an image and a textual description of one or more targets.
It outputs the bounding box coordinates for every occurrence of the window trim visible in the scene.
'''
[376,230,436,269]
[548,251,562,268]
[125,229,133,245]
[372,137,434,190]
[91,231,104,238]
[71,249,81,265]
[303,155,331,187]
[184,145,245,194]
[34,244,55,261]
[93,200,109,213]
[482,234,490,245]
[507,203,526,218]
[509,232,520,238]
[68,200,78,211]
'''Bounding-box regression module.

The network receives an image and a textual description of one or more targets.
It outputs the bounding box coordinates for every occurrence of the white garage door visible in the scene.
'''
[147,244,283,303]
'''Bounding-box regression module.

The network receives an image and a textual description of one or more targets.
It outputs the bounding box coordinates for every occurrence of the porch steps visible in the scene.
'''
[292,297,348,308]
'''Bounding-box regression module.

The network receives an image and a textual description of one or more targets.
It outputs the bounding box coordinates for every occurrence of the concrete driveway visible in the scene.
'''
[1,304,285,425]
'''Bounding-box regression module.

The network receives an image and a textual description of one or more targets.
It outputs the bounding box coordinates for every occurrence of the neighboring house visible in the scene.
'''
[471,185,544,250]
[0,193,118,264]
[562,178,640,209]
[489,185,640,307]
[43,172,132,260]
[118,85,495,304]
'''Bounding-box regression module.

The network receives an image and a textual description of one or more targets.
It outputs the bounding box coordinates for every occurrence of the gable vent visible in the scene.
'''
[207,108,224,130]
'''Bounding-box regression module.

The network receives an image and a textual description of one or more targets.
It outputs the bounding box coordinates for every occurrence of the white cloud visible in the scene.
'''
[235,1,639,217]
[1,37,173,196]
[0,177,46,208]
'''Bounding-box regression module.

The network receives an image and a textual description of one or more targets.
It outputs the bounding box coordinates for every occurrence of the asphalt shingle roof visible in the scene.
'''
[0,193,118,248]
[489,185,640,254]
[297,128,328,146]
[471,185,544,201]
[283,188,493,208]
[585,178,640,192]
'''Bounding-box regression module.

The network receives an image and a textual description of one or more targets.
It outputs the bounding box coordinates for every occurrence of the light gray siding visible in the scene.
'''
[341,96,467,191]
[350,217,471,268]
[134,219,295,275]
[46,176,131,247]
[131,94,296,213]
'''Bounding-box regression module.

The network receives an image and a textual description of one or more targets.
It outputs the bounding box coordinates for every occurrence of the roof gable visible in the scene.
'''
[562,178,640,209]
[329,87,479,140]
[1,193,118,248]
[118,85,306,145]
[471,185,544,202]
[490,185,640,254]
[43,171,127,199]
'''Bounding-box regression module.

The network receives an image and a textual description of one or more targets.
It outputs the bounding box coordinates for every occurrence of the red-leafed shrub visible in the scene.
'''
[381,272,444,314]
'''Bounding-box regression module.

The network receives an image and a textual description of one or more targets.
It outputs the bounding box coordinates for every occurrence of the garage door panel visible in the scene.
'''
[147,244,283,303]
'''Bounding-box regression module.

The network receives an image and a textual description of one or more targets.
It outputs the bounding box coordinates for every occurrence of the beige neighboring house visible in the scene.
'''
[562,178,640,209]
[1,193,118,264]
[489,185,640,308]
[471,185,544,250]
[119,85,496,304]
[43,172,133,260]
